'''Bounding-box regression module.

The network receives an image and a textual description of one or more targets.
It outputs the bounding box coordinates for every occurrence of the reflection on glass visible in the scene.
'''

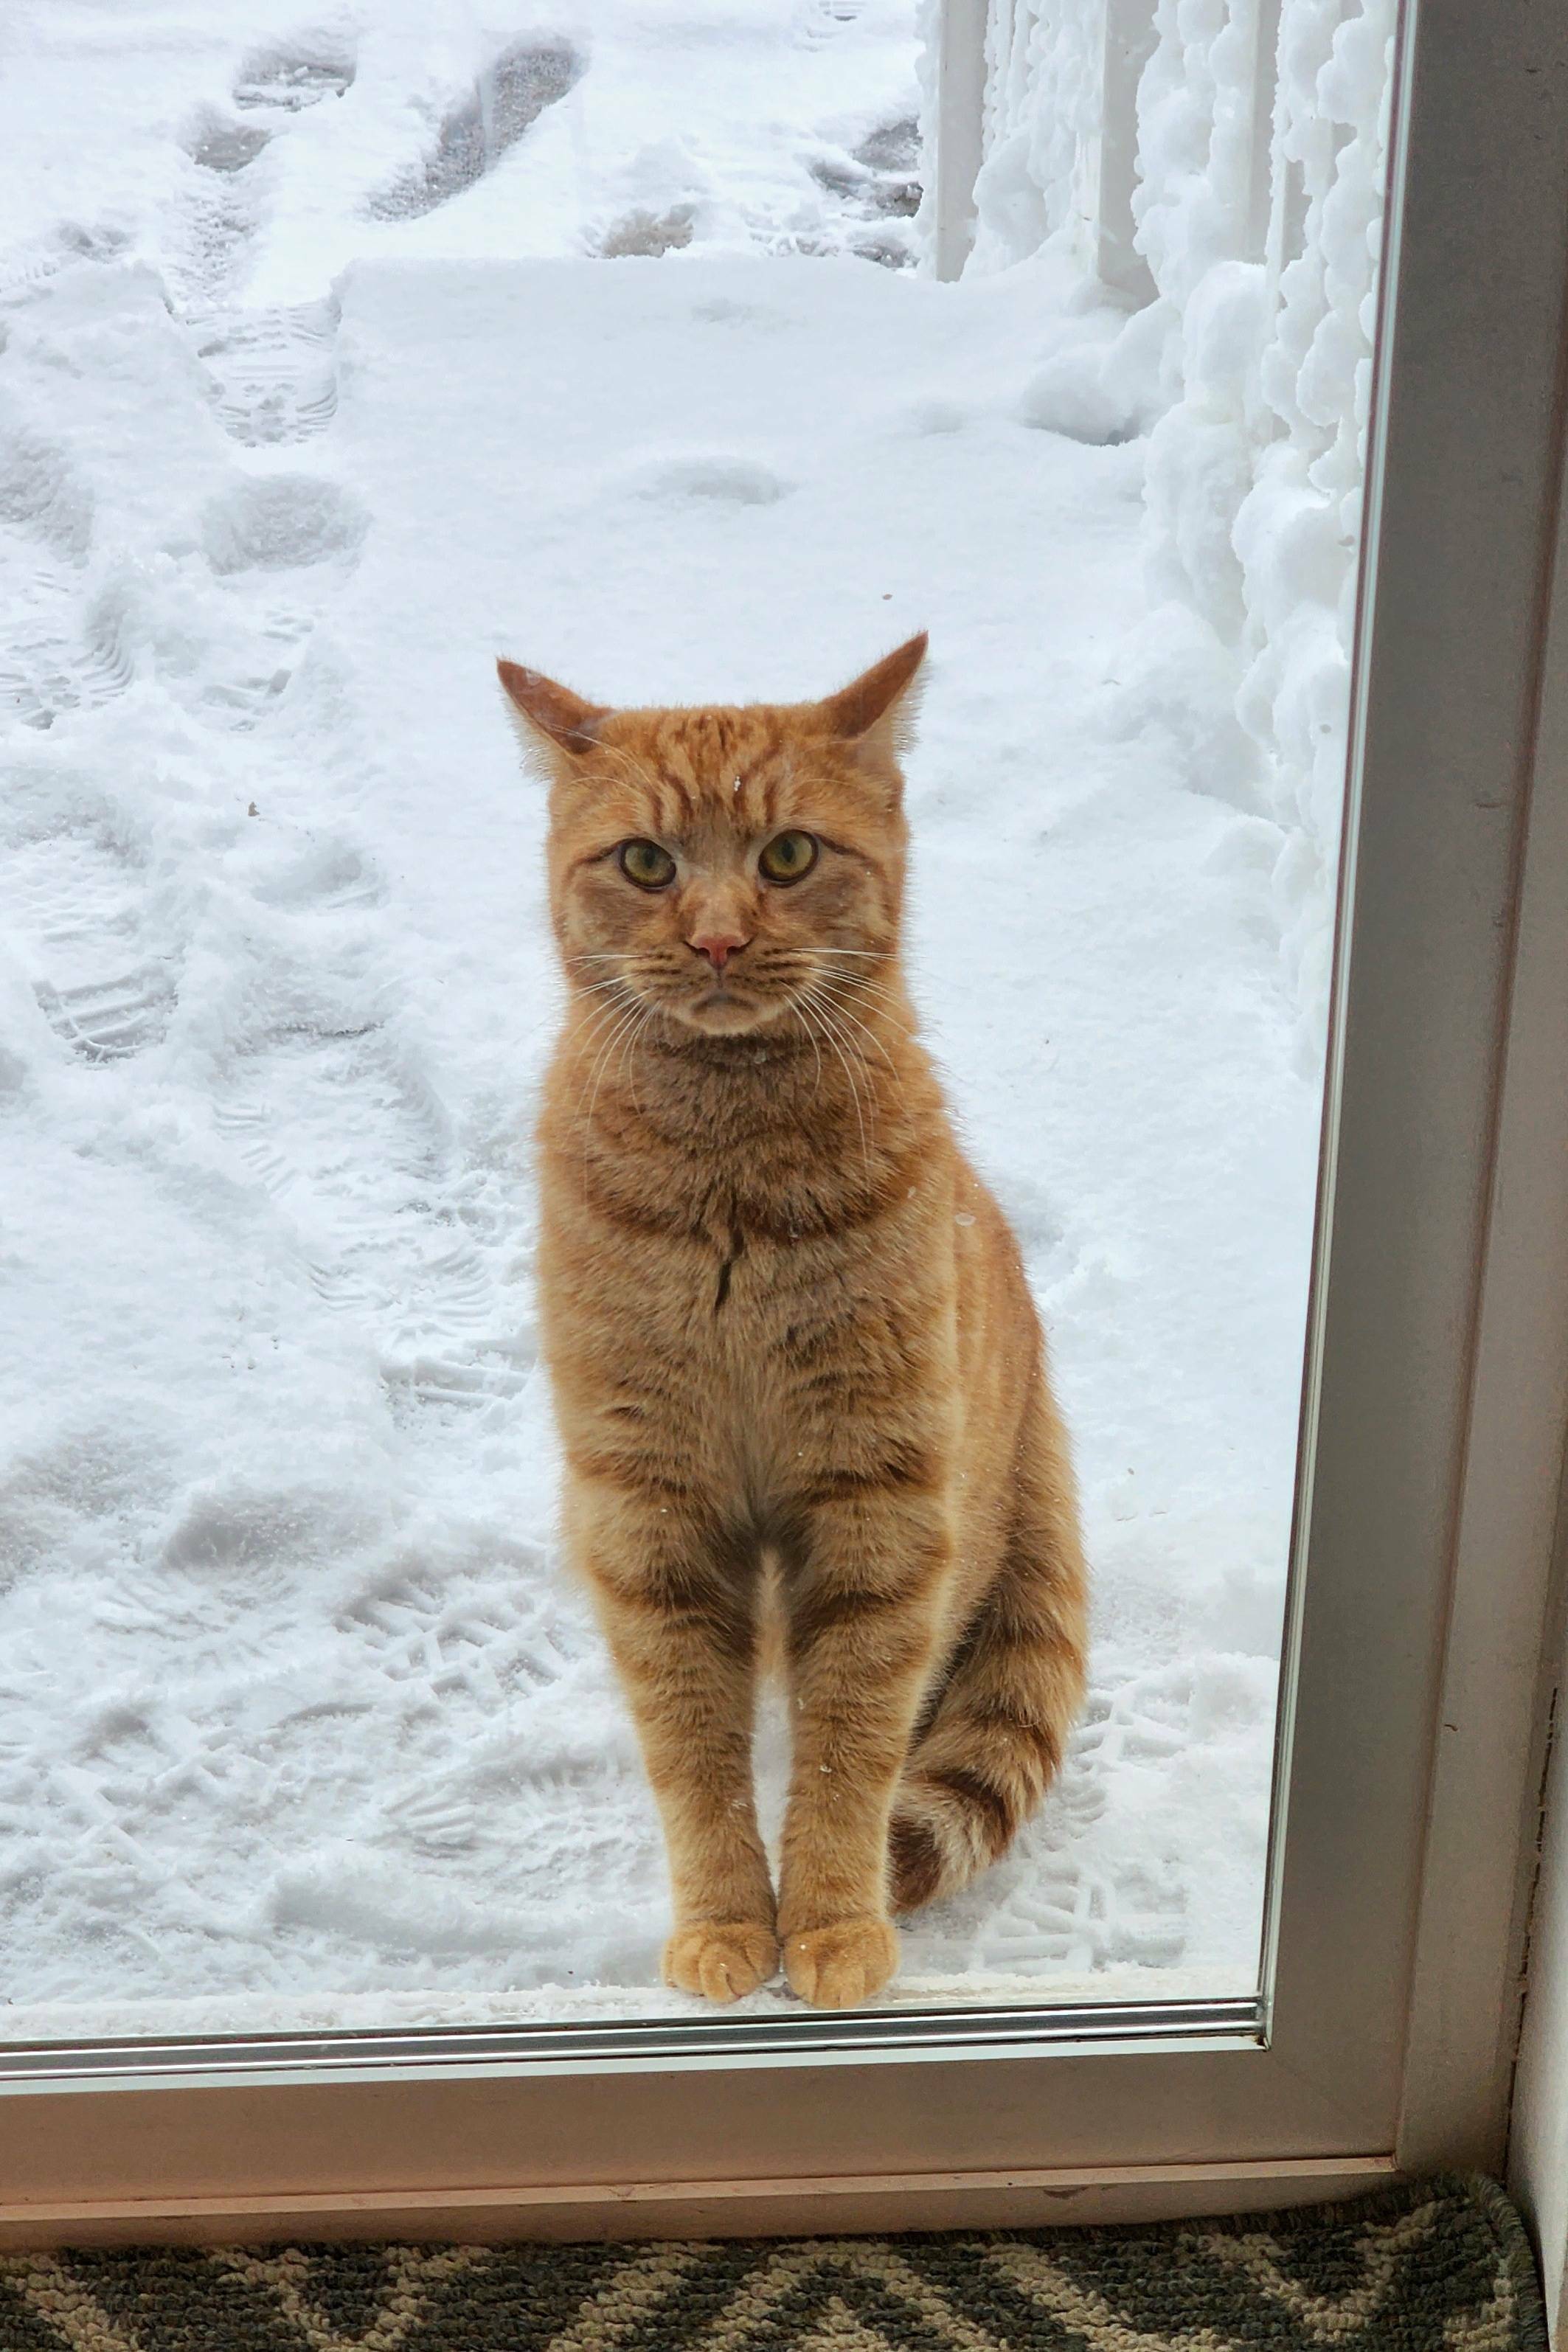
[0,0,1392,2040]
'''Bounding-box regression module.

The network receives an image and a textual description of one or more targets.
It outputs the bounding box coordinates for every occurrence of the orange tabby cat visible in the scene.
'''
[499,634,1088,2009]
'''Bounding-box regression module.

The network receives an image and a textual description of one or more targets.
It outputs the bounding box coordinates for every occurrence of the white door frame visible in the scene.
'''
[1,0,1567,2241]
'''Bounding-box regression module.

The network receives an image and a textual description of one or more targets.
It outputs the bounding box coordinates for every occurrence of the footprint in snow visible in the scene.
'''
[0,417,131,733]
[210,1013,527,1418]
[1,577,139,735]
[166,116,274,311]
[0,222,131,305]
[159,1479,381,1578]
[805,116,922,268]
[384,1787,479,1854]
[201,474,368,575]
[190,296,340,446]
[0,780,180,1062]
[366,39,583,222]
[247,833,387,915]
[184,115,272,176]
[794,0,868,50]
[688,296,786,331]
[625,455,792,508]
[0,416,94,563]
[591,206,697,260]
[233,35,356,112]
[954,1710,1190,1973]
[339,1553,569,1709]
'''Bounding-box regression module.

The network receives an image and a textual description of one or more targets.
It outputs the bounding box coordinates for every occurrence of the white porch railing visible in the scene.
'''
[920,0,1398,1055]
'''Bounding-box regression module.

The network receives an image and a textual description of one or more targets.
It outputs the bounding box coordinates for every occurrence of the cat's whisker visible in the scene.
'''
[565,982,636,1037]
[561,996,640,1096]
[575,1016,645,1204]
[821,968,913,1033]
[817,989,900,1078]
[566,965,660,1001]
[807,986,878,1086]
[806,996,867,1077]
[811,949,899,975]
[819,972,912,1024]
[581,998,648,1134]
[824,1030,871,1184]
[566,977,639,1026]
[806,954,906,995]
[788,991,826,1102]
[802,989,873,1179]
[812,958,901,986]
[572,999,646,1133]
[617,1002,656,1116]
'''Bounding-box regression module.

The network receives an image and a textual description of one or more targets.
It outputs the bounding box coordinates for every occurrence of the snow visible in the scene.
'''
[0,0,1340,2037]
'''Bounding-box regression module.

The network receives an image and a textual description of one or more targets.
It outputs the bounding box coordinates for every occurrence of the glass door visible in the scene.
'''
[0,0,1563,2220]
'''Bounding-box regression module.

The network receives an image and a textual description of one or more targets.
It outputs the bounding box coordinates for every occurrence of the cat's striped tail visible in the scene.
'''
[887,1435,1087,1912]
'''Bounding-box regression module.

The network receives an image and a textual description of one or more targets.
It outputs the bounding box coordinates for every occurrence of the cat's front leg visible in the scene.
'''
[567,1477,777,2002]
[777,1489,948,2008]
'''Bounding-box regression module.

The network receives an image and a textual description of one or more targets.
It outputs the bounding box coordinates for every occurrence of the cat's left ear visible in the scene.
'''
[814,632,928,786]
[496,659,610,765]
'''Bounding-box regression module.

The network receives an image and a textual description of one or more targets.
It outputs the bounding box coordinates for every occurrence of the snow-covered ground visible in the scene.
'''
[0,0,1323,2035]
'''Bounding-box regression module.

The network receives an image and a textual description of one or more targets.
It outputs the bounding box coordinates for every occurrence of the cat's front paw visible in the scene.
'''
[663,1921,780,2004]
[783,1917,899,2008]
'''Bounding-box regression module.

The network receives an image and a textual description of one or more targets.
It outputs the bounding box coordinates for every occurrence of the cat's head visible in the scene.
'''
[497,635,926,1038]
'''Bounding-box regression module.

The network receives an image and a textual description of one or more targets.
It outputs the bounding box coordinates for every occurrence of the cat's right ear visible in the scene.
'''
[496,659,609,763]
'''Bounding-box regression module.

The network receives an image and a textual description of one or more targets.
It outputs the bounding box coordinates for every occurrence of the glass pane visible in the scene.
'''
[0,0,1392,2047]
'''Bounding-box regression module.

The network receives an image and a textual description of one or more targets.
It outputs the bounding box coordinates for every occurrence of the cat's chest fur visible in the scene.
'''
[536,1041,959,1453]
[549,1128,950,1343]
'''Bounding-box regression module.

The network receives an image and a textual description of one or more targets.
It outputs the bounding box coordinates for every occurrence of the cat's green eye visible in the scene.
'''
[618,838,676,890]
[758,830,818,884]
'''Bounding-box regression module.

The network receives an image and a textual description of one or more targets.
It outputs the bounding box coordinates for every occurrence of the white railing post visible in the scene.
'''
[1092,0,1158,299]
[932,0,991,281]
[1246,0,1285,260]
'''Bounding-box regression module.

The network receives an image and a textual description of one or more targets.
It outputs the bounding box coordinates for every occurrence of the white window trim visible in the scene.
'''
[1402,322,1568,2174]
[1497,289,1568,2336]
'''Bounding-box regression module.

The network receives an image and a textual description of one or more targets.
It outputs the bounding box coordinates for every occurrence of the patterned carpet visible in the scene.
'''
[0,2177,1543,2352]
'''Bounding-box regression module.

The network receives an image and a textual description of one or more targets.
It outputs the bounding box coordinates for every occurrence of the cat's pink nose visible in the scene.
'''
[688,932,749,973]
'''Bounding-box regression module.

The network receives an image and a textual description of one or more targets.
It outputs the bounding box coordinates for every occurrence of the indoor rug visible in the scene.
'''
[0,2176,1543,2352]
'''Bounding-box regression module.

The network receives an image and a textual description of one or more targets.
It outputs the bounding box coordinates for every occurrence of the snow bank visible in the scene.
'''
[940,0,1395,1055]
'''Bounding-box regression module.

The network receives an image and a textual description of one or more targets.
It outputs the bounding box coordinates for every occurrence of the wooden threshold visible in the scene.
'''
[0,2155,1399,2249]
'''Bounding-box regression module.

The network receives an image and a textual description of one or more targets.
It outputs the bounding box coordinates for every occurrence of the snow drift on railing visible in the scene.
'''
[922,0,1396,1059]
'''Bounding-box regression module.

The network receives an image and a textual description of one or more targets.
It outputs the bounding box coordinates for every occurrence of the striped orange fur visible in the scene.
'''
[499,635,1088,2008]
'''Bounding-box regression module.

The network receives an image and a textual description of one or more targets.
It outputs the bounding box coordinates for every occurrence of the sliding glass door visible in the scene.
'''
[1,0,1564,2230]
